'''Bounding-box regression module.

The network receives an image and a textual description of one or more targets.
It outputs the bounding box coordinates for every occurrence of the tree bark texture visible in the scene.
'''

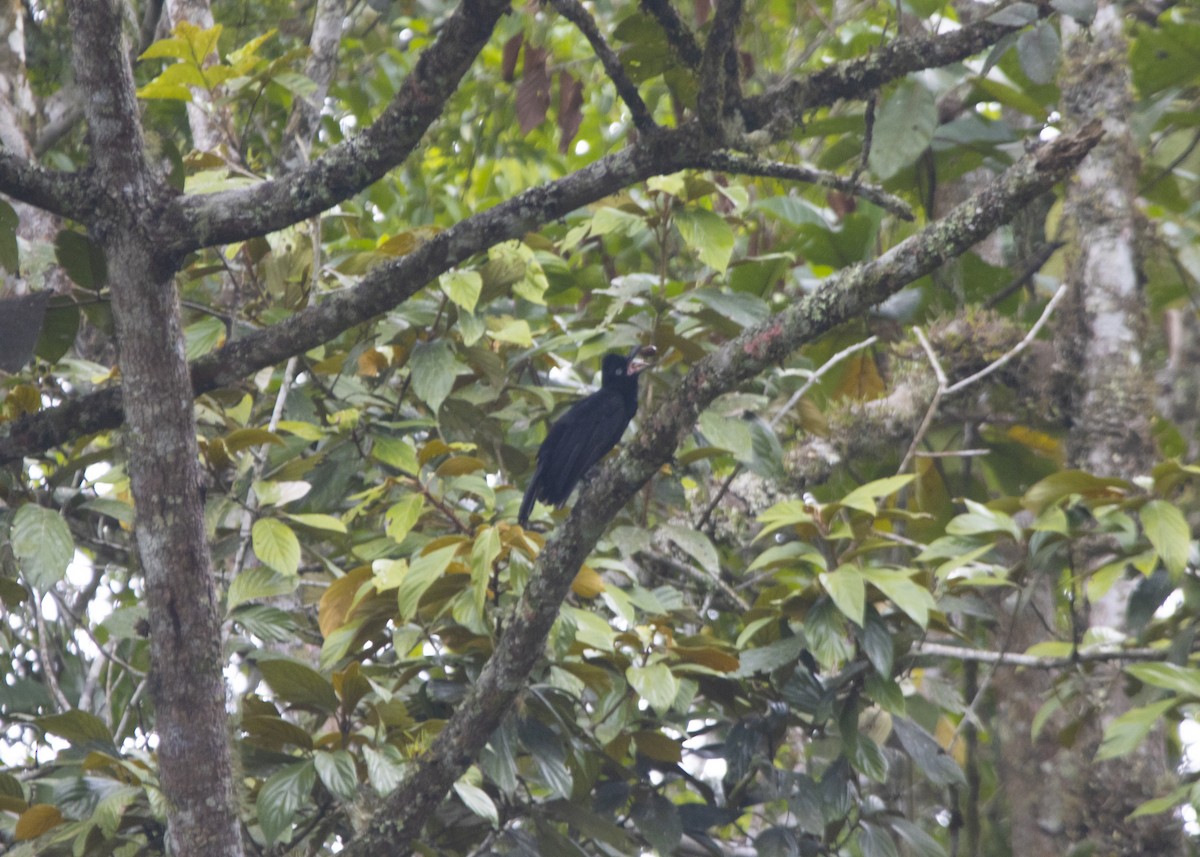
[991,4,1182,855]
[67,2,243,855]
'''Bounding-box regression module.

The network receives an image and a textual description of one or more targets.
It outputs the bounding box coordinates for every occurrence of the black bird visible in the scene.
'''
[518,346,655,526]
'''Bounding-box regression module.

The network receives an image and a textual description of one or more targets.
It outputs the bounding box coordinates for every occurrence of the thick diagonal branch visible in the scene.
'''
[165,0,512,253]
[336,122,1102,857]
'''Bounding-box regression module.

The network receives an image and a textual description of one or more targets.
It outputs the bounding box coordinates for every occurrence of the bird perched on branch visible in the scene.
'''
[518,346,655,526]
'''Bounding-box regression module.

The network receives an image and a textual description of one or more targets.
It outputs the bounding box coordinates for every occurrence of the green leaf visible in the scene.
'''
[945,498,1023,542]
[363,744,407,795]
[756,499,815,540]
[257,658,339,714]
[257,760,316,844]
[314,750,358,802]
[440,270,482,312]
[985,1,1038,25]
[384,495,424,543]
[630,792,682,856]
[869,79,937,180]
[675,208,734,273]
[1128,784,1192,819]
[626,662,680,715]
[470,526,502,614]
[747,540,826,574]
[892,718,965,786]
[37,710,114,747]
[54,230,108,289]
[1140,500,1190,579]
[397,543,460,621]
[589,206,643,236]
[839,474,915,515]
[698,409,755,459]
[254,480,311,507]
[821,566,866,627]
[1017,21,1060,85]
[0,199,18,273]
[409,340,459,413]
[372,435,419,474]
[849,733,889,782]
[661,524,720,577]
[184,315,226,360]
[34,304,80,365]
[1096,698,1178,760]
[486,317,533,346]
[252,518,301,576]
[1125,662,1200,698]
[1022,470,1131,513]
[11,505,74,593]
[453,779,499,827]
[227,566,299,611]
[859,822,900,857]
[285,513,347,534]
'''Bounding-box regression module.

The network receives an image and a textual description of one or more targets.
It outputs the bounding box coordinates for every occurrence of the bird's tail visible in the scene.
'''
[518,477,539,526]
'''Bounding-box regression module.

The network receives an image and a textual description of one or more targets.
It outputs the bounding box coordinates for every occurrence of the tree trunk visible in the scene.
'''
[68,2,243,855]
[991,3,1183,854]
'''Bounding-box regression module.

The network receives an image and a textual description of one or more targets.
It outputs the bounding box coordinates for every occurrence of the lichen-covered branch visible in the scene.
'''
[690,150,914,219]
[165,0,512,252]
[0,149,94,219]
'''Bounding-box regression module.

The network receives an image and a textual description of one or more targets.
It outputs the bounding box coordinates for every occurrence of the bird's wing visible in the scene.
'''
[535,389,631,505]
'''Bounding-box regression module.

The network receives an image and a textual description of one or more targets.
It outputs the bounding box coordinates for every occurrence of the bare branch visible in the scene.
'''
[697,0,744,139]
[693,150,913,220]
[0,150,94,219]
[896,325,947,473]
[945,283,1068,396]
[640,0,702,69]
[740,12,1053,135]
[912,641,1173,668]
[637,549,751,611]
[548,0,657,133]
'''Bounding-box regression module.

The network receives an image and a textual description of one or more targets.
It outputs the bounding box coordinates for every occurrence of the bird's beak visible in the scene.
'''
[627,345,657,374]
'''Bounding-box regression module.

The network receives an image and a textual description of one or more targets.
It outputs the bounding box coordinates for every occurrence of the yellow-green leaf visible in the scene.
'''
[253,518,301,576]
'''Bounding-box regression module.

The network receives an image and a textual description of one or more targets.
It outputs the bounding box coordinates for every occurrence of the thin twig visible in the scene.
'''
[915,448,990,458]
[945,283,1068,396]
[114,674,151,740]
[697,151,913,220]
[231,355,301,578]
[548,0,657,133]
[32,594,72,710]
[1140,125,1200,195]
[897,284,1069,473]
[913,640,1172,668]
[896,325,946,474]
[769,335,880,430]
[984,241,1064,309]
[638,549,750,610]
[50,589,146,676]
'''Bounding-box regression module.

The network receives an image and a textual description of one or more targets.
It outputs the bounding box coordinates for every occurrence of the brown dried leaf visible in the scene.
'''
[558,70,584,154]
[516,45,550,135]
[501,32,522,82]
